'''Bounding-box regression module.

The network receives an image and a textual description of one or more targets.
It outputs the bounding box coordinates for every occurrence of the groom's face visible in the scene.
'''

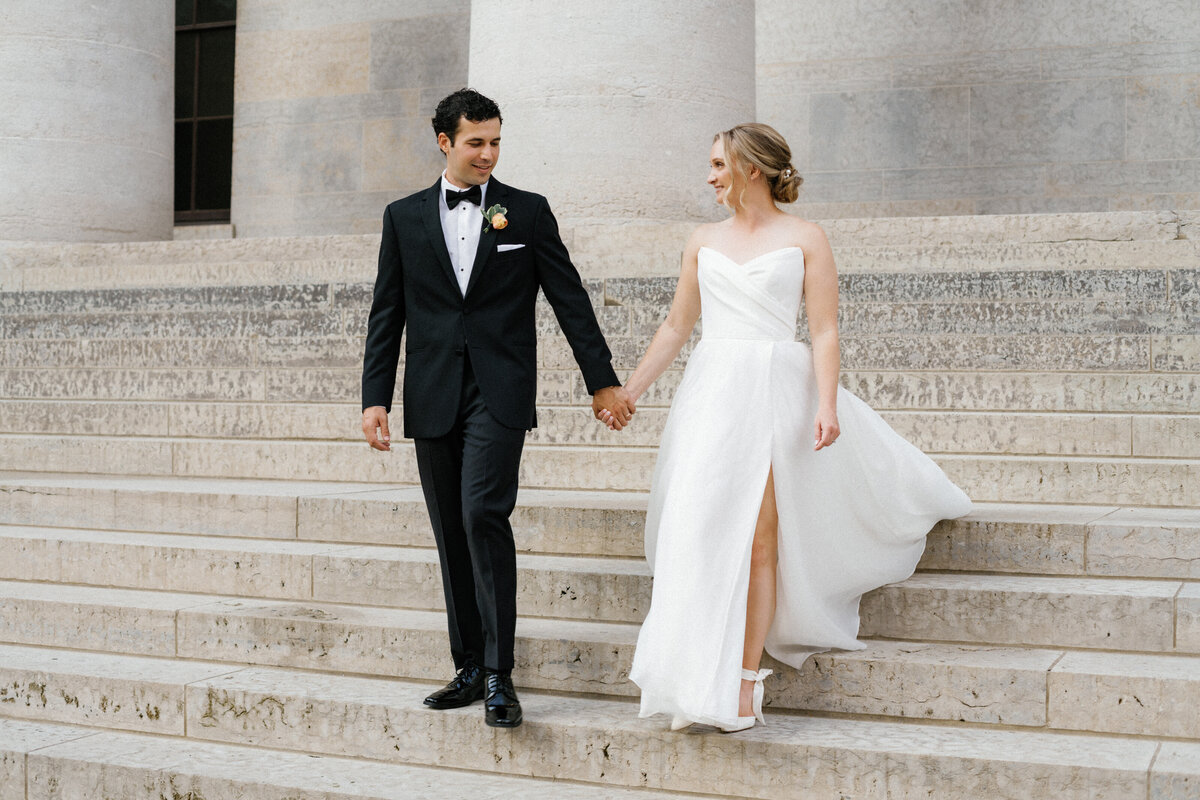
[438,116,501,189]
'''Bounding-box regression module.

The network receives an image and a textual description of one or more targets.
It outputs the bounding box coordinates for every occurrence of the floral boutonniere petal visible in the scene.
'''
[482,204,508,233]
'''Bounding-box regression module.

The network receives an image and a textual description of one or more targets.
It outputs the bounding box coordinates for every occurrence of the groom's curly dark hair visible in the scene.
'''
[432,89,503,144]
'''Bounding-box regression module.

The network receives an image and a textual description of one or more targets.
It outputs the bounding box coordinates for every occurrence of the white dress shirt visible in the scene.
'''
[438,172,488,296]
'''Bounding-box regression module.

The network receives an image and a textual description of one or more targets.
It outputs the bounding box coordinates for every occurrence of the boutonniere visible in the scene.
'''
[482,204,508,233]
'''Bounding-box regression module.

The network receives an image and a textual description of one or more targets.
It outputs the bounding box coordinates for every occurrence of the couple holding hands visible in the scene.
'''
[361,89,971,733]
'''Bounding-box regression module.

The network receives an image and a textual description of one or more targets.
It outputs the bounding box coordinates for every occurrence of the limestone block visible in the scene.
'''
[0,527,352,599]
[937,454,1200,507]
[892,50,1044,88]
[918,504,1099,574]
[1128,75,1200,161]
[0,338,255,369]
[860,574,1180,650]
[1048,650,1200,737]
[1087,508,1200,579]
[881,164,1046,202]
[785,641,1057,726]
[24,725,685,800]
[526,406,665,448]
[298,487,648,556]
[171,439,421,483]
[517,445,656,491]
[811,87,968,171]
[1047,159,1200,199]
[0,718,97,800]
[368,16,467,92]
[362,116,445,193]
[2,309,346,341]
[842,370,1200,414]
[0,368,266,402]
[0,284,331,315]
[1177,583,1200,653]
[0,580,206,656]
[1133,416,1200,457]
[840,299,1194,336]
[0,435,172,476]
[971,79,1125,165]
[1152,742,1200,800]
[840,332,1151,371]
[794,170,885,203]
[183,667,1156,799]
[1043,40,1200,80]
[758,0,963,62]
[0,400,168,437]
[169,402,361,441]
[0,474,334,539]
[883,411,1132,456]
[834,239,1200,274]
[235,26,369,105]
[0,644,232,734]
[821,210,1181,246]
[265,367,359,402]
[314,549,651,624]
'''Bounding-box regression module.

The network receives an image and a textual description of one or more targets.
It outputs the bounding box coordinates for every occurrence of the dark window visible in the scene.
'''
[175,0,236,224]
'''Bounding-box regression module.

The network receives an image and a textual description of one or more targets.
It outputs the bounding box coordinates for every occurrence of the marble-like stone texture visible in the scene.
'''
[1049,650,1200,736]
[1087,508,1200,578]
[1128,75,1200,161]
[1177,583,1200,653]
[860,574,1180,650]
[0,718,96,800]
[0,368,267,402]
[918,508,1093,574]
[0,644,233,734]
[1152,742,1200,800]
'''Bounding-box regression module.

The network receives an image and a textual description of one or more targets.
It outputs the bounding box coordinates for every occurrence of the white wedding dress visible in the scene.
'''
[628,246,973,730]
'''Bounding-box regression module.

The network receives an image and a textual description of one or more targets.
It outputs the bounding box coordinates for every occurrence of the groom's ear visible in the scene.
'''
[437,131,451,155]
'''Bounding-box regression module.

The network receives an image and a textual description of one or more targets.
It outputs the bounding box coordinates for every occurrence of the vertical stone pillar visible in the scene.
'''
[468,1,755,275]
[0,1,174,242]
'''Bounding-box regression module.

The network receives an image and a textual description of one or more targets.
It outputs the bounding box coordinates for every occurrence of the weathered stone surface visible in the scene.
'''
[1133,415,1200,458]
[1177,583,1200,654]
[0,401,167,437]
[860,574,1180,650]
[0,284,332,314]
[841,333,1152,371]
[786,641,1057,726]
[839,299,1196,336]
[919,503,1099,574]
[884,411,1132,456]
[1049,650,1200,737]
[0,338,255,369]
[1152,742,1200,800]
[1152,335,1200,371]
[0,435,172,476]
[0,644,231,734]
[25,725,687,800]
[1127,75,1200,162]
[0,718,96,800]
[0,580,207,656]
[182,667,1156,799]
[1087,508,1200,579]
[0,309,346,340]
[839,268,1170,303]
[0,368,266,402]
[834,239,1200,273]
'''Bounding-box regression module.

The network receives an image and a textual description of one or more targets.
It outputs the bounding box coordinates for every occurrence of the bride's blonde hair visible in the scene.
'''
[715,123,803,210]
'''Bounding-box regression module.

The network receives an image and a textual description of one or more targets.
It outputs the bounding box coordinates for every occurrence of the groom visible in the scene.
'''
[361,89,634,728]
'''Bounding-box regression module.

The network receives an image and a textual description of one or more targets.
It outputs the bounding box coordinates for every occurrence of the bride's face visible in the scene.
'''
[708,140,734,205]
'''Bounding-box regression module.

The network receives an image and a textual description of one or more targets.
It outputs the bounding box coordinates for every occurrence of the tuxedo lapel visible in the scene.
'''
[464,179,510,298]
[420,179,459,293]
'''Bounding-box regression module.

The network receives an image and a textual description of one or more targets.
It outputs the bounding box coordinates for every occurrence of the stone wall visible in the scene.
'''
[229,0,469,238]
[757,0,1200,218]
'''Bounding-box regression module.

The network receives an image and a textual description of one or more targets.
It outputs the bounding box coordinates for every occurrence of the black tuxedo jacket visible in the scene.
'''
[361,177,620,439]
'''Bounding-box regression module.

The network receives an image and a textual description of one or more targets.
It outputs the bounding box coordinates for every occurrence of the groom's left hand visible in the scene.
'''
[593,386,635,431]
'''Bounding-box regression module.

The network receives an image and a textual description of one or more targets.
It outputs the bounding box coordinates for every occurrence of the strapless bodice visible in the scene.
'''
[697,246,805,342]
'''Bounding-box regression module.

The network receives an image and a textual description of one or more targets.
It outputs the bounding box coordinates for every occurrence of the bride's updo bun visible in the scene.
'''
[715,123,803,206]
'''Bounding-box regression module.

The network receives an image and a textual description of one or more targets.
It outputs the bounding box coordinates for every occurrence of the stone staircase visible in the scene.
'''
[0,210,1198,798]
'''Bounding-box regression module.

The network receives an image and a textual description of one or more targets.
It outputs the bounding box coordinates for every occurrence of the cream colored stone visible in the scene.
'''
[0,718,97,800]
[784,641,1057,725]
[1177,583,1200,653]
[918,503,1103,574]
[1049,650,1200,737]
[883,411,1133,456]
[1134,415,1200,457]
[0,644,233,734]
[1087,508,1200,578]
[833,239,1200,274]
[860,574,1180,650]
[0,401,168,437]
[0,435,172,476]
[25,726,687,800]
[235,26,369,103]
[1152,742,1200,800]
[183,668,1155,799]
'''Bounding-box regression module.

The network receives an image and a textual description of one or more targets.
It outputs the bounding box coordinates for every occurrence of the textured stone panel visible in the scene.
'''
[839,299,1193,335]
[792,170,885,202]
[860,574,1180,650]
[1153,335,1200,371]
[971,80,1125,165]
[362,116,444,192]
[1049,651,1200,736]
[169,402,360,441]
[1128,76,1200,161]
[884,411,1131,456]
[1132,0,1200,42]
[758,0,963,62]
[1152,742,1200,800]
[1177,583,1200,653]
[919,506,1095,574]
[235,26,370,103]
[1042,40,1200,80]
[892,50,1044,87]
[1133,416,1200,458]
[960,0,1129,49]
[1087,508,1200,578]
[0,718,97,800]
[368,16,468,92]
[0,284,331,314]
[1047,159,1200,197]
[0,400,167,437]
[882,164,1045,201]
[840,269,1169,303]
[0,435,172,476]
[811,88,969,170]
[838,334,1150,371]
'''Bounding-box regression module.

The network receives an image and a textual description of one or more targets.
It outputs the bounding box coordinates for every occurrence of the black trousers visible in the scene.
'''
[413,356,526,673]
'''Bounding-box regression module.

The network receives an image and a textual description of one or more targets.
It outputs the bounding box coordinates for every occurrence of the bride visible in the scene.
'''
[599,123,973,732]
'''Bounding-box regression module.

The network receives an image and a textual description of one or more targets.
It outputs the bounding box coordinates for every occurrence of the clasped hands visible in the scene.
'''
[593,385,636,431]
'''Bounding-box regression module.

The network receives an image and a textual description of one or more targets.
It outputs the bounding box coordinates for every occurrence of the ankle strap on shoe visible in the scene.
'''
[741,668,772,682]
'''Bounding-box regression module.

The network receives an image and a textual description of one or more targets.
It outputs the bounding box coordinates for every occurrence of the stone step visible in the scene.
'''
[3,364,1196,415]
[1,434,1196,506]
[1,649,1197,799]
[4,399,1197,458]
[2,474,1197,578]
[0,718,690,800]
[1,574,1196,681]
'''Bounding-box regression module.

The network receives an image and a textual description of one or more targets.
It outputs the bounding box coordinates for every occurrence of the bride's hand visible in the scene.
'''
[813,407,840,451]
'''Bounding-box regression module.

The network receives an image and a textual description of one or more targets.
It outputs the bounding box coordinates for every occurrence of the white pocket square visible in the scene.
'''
[496,244,525,252]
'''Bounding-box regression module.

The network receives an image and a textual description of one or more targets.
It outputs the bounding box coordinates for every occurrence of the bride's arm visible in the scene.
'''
[802,225,841,450]
[621,234,703,405]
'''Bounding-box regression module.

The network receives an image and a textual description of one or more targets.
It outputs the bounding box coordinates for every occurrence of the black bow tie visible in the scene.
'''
[445,184,482,209]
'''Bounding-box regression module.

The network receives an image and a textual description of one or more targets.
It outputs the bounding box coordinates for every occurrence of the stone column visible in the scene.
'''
[0,1,174,242]
[468,1,756,276]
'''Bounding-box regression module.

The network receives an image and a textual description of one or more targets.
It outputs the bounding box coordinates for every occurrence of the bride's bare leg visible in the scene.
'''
[740,467,778,716]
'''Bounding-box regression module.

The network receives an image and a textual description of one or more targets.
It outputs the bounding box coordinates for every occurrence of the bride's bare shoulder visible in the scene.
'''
[685,220,726,253]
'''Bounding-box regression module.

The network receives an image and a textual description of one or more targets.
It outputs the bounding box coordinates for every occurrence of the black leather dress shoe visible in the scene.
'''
[423,661,485,709]
[484,671,523,728]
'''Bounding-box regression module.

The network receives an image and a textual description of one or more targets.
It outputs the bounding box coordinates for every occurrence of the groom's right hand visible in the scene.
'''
[362,406,391,451]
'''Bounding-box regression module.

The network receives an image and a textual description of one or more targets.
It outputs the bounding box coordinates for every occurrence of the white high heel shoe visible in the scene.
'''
[719,668,772,733]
